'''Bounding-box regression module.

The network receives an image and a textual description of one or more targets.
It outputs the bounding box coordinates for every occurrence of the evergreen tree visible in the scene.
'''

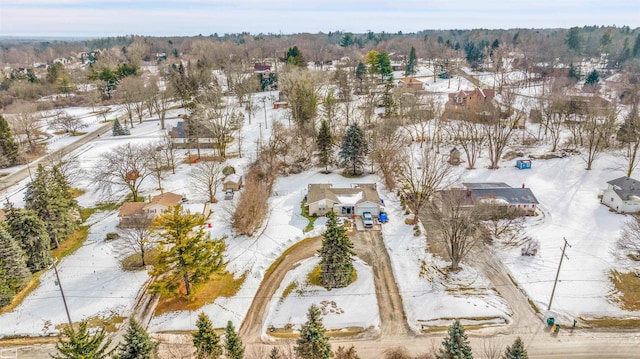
[317,120,333,173]
[355,62,367,82]
[435,320,473,359]
[295,304,332,359]
[0,226,31,294]
[150,205,227,298]
[0,115,18,167]
[377,51,392,81]
[585,70,600,86]
[112,118,129,136]
[503,337,528,359]
[404,46,417,77]
[285,46,306,68]
[0,259,16,307]
[51,321,115,359]
[6,208,52,272]
[339,123,368,176]
[319,211,355,288]
[268,347,281,359]
[116,318,157,359]
[193,312,223,359]
[633,33,640,58]
[568,63,580,81]
[224,321,244,359]
[566,27,583,53]
[24,164,78,248]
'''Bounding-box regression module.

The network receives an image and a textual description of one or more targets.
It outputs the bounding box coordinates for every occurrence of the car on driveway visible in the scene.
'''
[362,212,374,228]
[378,211,388,223]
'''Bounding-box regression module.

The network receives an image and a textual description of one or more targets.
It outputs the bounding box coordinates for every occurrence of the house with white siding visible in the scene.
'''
[602,176,640,213]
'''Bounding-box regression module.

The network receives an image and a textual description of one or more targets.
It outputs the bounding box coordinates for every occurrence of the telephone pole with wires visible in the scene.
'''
[52,258,74,333]
[548,237,571,311]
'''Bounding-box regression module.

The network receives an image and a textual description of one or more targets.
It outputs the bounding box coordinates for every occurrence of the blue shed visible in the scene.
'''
[516,159,532,169]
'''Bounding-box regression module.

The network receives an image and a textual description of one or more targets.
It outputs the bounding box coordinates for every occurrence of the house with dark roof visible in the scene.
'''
[438,182,539,215]
[168,121,216,149]
[306,183,382,217]
[602,176,640,213]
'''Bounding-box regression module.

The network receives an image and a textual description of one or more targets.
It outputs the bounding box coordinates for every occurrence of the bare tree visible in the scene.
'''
[190,160,225,203]
[7,101,45,155]
[618,214,640,260]
[539,96,569,152]
[428,190,483,271]
[203,104,242,158]
[145,141,168,192]
[159,132,177,174]
[370,119,405,190]
[483,92,521,169]
[93,143,151,202]
[116,76,146,128]
[580,102,617,170]
[480,338,503,359]
[399,147,456,223]
[618,102,640,177]
[444,119,485,169]
[118,215,154,266]
[149,74,175,130]
[49,110,86,135]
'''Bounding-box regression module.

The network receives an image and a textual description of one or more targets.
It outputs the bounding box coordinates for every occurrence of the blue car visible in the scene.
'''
[378,211,388,223]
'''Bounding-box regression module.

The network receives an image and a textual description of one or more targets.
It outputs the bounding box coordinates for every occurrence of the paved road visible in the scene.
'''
[0,122,112,193]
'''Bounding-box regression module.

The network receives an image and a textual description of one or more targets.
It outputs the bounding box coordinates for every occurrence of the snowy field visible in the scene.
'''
[264,256,380,332]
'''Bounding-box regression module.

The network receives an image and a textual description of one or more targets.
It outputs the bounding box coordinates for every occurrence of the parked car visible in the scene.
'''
[224,188,234,200]
[362,212,374,228]
[378,211,388,223]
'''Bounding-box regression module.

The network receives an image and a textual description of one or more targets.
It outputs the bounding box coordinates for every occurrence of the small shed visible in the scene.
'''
[516,159,532,170]
[223,174,243,191]
[449,147,461,165]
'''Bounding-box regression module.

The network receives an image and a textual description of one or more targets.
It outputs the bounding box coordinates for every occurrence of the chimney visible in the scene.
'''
[466,189,472,197]
[522,183,525,188]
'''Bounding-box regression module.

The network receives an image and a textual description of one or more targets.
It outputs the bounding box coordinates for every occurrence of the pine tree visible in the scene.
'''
[355,62,367,82]
[405,46,417,77]
[0,259,15,307]
[193,312,223,359]
[224,321,244,359]
[295,304,332,359]
[24,164,78,248]
[149,205,227,298]
[503,337,528,359]
[0,115,18,167]
[51,321,115,359]
[285,46,306,68]
[116,318,157,359]
[112,118,128,136]
[268,347,281,359]
[0,226,31,294]
[317,120,333,173]
[6,208,52,272]
[568,63,580,81]
[436,320,473,359]
[339,123,368,176]
[377,51,392,81]
[585,70,600,86]
[319,211,355,288]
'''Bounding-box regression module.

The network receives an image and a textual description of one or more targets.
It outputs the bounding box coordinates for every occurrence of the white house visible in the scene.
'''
[306,183,382,217]
[602,176,640,213]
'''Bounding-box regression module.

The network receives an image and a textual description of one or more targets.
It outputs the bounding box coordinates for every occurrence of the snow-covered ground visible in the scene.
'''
[1,68,638,338]
[381,189,511,331]
[264,256,379,332]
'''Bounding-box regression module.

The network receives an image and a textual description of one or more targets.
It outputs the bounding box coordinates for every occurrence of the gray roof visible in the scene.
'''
[470,188,539,205]
[307,183,381,206]
[607,176,640,200]
[463,182,512,189]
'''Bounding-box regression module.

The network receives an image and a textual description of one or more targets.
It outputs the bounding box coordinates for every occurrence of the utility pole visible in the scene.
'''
[262,97,268,129]
[548,237,571,311]
[53,259,74,333]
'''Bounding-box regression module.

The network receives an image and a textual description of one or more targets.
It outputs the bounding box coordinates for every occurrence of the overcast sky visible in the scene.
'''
[1,0,639,38]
